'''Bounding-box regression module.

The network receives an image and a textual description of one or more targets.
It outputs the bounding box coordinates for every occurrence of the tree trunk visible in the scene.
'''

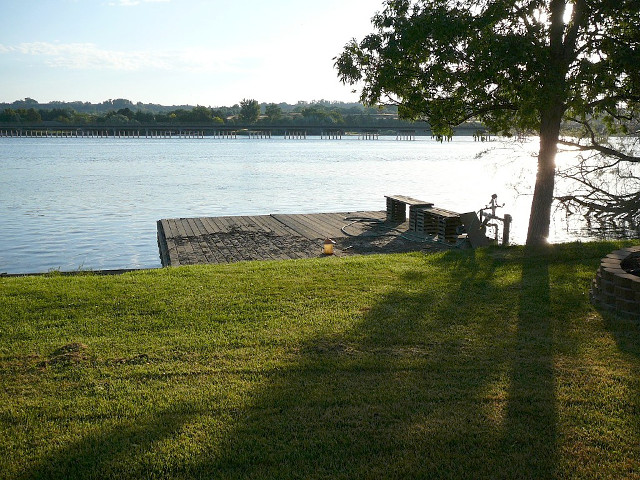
[526,107,563,246]
[527,105,563,245]
[525,0,569,246]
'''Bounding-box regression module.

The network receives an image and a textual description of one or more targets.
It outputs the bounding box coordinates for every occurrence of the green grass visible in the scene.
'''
[1,242,639,479]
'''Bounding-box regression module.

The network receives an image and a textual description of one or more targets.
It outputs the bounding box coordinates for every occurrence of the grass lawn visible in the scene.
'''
[1,242,639,479]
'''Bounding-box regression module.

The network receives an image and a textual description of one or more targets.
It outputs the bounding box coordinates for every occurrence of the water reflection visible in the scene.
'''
[0,136,636,273]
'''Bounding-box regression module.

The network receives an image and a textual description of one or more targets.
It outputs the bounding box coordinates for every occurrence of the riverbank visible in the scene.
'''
[1,242,638,478]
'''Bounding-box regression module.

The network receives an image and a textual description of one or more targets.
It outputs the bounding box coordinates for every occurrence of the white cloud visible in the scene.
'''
[0,41,258,74]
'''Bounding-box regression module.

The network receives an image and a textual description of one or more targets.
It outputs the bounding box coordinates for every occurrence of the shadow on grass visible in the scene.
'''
[603,310,640,449]
[501,249,557,477]
[18,406,195,480]
[186,248,559,479]
[19,248,562,479]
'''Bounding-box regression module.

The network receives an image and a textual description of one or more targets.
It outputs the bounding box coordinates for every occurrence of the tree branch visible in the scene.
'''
[558,139,640,163]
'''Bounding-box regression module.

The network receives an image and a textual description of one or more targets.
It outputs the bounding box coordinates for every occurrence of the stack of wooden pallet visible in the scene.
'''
[386,195,434,222]
[413,206,463,243]
[385,195,464,243]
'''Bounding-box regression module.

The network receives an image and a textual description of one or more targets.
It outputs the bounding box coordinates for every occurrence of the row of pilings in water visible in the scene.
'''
[0,128,492,141]
[0,129,416,140]
[1,129,211,139]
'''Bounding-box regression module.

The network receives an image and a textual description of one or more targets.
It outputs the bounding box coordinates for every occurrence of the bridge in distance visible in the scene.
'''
[0,122,490,140]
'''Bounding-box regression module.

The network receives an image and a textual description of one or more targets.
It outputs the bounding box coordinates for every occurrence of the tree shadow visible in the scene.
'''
[18,404,197,480]
[183,248,560,478]
[500,248,557,478]
[18,248,561,479]
[335,218,448,257]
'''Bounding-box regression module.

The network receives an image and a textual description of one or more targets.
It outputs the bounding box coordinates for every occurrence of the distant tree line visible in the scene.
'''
[0,97,419,129]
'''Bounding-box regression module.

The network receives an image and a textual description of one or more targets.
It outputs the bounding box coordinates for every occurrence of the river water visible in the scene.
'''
[0,135,592,274]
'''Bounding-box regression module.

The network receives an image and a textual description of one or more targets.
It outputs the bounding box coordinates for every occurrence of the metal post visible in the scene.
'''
[502,214,512,246]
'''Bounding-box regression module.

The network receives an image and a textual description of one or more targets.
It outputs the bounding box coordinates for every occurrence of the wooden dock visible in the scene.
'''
[156,210,442,267]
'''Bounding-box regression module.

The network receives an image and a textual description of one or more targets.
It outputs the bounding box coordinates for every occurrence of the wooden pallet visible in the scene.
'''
[413,206,463,243]
[385,195,434,223]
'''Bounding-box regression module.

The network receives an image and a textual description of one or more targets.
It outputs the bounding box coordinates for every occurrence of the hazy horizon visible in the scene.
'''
[0,0,382,107]
[0,96,373,110]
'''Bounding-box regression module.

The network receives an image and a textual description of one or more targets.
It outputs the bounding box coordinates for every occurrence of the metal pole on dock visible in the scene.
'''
[502,214,512,246]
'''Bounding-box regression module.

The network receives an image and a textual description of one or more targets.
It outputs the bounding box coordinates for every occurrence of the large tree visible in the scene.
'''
[239,98,261,124]
[336,0,640,245]
[265,103,283,122]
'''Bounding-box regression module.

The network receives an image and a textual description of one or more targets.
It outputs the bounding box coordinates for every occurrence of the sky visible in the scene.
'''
[0,0,384,107]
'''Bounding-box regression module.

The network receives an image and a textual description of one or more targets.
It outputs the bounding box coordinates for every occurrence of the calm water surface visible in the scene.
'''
[1,136,581,273]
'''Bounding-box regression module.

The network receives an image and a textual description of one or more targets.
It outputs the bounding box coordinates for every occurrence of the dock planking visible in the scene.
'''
[157,210,391,267]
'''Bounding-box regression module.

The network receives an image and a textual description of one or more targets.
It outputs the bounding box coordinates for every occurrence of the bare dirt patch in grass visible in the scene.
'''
[40,342,90,367]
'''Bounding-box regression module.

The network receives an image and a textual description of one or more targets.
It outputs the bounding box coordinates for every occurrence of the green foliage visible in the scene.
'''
[336,0,639,136]
[39,108,74,122]
[299,104,345,125]
[157,106,217,124]
[116,107,135,120]
[133,110,154,123]
[190,105,213,122]
[264,103,282,122]
[1,243,639,479]
[0,98,414,129]
[0,107,42,123]
[0,108,21,122]
[239,98,261,124]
